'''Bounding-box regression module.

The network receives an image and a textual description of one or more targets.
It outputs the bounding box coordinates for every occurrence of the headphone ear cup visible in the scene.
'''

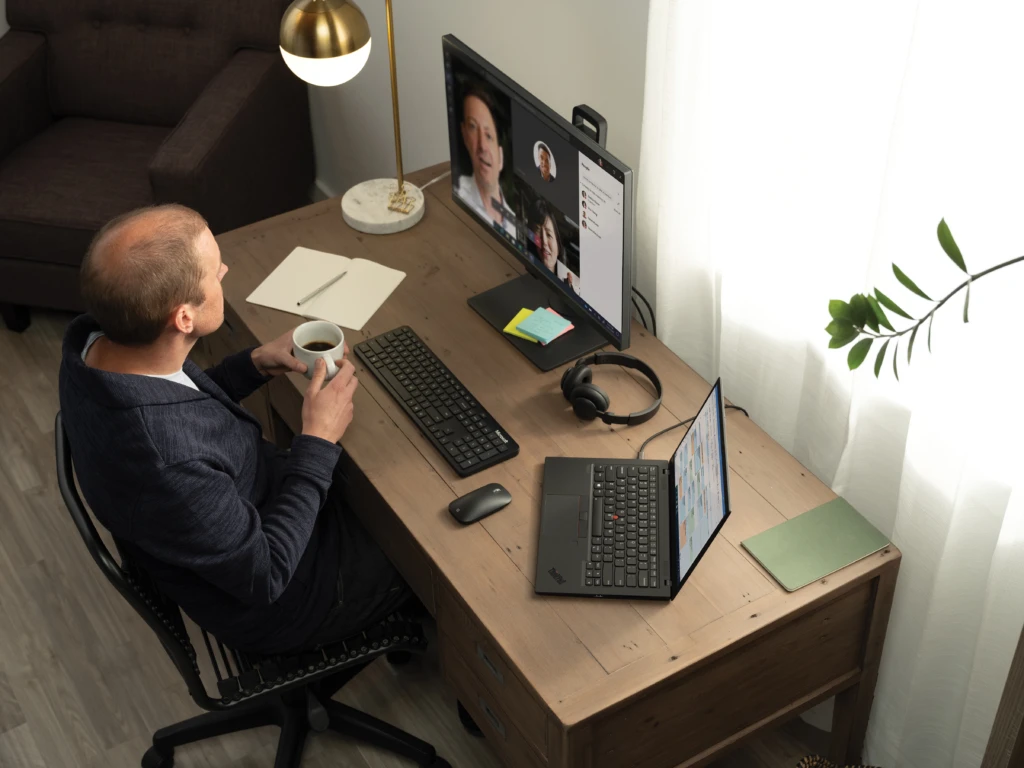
[571,382,610,422]
[561,365,592,401]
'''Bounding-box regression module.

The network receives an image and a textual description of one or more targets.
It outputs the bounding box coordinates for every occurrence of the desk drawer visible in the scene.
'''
[589,583,873,768]
[441,634,546,768]
[438,586,548,756]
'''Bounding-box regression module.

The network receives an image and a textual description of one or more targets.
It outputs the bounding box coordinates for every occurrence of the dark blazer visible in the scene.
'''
[58,314,341,653]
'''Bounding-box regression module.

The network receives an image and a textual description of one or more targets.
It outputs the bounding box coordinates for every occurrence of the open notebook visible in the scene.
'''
[246,247,405,331]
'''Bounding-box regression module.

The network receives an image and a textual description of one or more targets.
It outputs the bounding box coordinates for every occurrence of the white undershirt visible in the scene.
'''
[82,331,199,391]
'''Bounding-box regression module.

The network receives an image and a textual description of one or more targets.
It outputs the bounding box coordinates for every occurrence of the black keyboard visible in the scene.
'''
[584,463,660,589]
[354,327,520,477]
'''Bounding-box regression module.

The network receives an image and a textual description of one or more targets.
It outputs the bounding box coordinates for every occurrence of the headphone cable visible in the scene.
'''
[637,404,750,459]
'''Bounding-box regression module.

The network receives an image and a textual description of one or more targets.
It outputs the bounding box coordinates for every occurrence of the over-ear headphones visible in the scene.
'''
[560,352,662,426]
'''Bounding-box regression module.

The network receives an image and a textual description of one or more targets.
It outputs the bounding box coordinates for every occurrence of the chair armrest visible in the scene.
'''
[0,31,51,164]
[149,49,314,234]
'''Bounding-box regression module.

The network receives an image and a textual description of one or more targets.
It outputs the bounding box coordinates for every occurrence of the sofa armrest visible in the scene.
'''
[0,31,51,164]
[149,49,314,234]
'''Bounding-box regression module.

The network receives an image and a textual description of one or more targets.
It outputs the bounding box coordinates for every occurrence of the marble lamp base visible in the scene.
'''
[341,178,425,235]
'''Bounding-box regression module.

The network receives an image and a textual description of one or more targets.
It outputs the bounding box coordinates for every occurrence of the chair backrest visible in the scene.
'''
[54,411,427,711]
[8,0,291,126]
[54,411,221,709]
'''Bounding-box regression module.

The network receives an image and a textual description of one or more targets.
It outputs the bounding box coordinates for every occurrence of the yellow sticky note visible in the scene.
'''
[503,308,538,342]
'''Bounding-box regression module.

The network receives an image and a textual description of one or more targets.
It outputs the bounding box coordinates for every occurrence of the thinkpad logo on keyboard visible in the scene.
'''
[547,567,566,585]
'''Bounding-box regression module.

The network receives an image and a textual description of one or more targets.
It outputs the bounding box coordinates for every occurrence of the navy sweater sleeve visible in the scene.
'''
[204,347,272,403]
[133,435,342,606]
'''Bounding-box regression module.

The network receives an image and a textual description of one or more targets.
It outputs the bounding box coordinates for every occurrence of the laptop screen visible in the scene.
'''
[669,380,731,592]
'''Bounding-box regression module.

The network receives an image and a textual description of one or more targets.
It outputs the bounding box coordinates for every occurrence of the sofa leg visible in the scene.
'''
[0,304,30,332]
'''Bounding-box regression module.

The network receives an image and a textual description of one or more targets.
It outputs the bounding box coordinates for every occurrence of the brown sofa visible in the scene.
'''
[0,0,314,331]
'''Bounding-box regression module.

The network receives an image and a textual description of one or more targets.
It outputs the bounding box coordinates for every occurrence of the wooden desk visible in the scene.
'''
[213,164,901,768]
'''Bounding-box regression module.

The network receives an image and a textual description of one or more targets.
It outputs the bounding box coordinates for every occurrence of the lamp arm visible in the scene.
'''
[385,0,404,192]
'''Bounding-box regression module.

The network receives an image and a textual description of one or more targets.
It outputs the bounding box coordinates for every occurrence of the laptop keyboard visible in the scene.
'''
[584,464,660,590]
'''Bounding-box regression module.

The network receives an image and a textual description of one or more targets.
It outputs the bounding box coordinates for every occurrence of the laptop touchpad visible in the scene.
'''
[545,495,584,541]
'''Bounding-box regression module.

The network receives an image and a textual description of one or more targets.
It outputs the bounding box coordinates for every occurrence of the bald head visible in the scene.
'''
[81,205,210,345]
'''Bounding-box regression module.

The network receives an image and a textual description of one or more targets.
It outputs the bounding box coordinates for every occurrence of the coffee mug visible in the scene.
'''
[292,320,345,381]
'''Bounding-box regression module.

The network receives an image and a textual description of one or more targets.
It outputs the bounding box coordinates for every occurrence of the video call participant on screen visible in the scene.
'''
[534,200,578,294]
[456,84,516,238]
[535,141,555,182]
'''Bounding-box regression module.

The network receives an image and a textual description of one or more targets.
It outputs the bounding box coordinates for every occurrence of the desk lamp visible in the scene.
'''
[280,0,424,234]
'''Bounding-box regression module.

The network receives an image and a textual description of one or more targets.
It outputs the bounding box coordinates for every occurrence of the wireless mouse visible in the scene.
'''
[449,483,512,525]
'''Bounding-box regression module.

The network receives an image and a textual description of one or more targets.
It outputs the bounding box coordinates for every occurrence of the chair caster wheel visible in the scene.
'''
[387,650,412,666]
[142,745,174,768]
[457,700,482,736]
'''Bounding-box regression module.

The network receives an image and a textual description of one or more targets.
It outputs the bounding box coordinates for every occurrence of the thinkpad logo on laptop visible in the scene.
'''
[548,567,566,585]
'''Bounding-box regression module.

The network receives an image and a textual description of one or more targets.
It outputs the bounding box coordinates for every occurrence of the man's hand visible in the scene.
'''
[251,328,306,377]
[301,358,358,444]
[251,328,350,377]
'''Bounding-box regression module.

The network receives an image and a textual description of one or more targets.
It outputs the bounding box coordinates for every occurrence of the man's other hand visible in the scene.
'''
[252,328,346,377]
[301,358,358,444]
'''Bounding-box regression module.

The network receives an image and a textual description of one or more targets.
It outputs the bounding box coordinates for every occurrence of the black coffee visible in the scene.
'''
[302,340,336,352]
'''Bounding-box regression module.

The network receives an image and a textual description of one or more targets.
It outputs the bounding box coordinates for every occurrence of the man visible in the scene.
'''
[536,142,556,183]
[455,83,517,238]
[59,204,408,654]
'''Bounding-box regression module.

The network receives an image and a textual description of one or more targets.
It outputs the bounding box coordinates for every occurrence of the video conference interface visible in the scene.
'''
[444,50,626,338]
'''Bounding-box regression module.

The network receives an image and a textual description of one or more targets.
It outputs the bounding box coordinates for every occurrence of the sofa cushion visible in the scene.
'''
[0,118,169,267]
[7,0,291,126]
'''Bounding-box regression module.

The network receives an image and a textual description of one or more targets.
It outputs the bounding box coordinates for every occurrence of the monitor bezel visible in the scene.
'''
[668,379,732,597]
[442,34,633,350]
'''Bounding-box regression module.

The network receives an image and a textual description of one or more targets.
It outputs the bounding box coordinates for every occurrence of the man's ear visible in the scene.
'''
[171,304,196,335]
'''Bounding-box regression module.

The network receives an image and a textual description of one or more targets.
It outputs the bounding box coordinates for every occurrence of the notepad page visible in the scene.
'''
[303,257,405,331]
[246,247,405,331]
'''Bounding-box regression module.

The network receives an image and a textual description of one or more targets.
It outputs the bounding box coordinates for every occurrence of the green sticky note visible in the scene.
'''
[516,307,572,344]
[741,497,889,591]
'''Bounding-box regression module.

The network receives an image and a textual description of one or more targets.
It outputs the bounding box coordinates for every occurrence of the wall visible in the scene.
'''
[1,0,9,37]
[310,0,650,198]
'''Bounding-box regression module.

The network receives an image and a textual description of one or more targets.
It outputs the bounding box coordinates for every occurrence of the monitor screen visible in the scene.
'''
[670,380,730,590]
[442,36,631,345]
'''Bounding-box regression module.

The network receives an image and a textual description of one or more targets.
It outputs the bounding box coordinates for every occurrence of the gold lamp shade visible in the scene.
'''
[280,0,372,87]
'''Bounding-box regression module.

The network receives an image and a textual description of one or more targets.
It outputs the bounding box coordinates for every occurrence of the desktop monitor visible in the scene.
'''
[442,36,634,370]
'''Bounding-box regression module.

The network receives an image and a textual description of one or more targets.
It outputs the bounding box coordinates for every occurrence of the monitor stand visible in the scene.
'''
[467,273,608,371]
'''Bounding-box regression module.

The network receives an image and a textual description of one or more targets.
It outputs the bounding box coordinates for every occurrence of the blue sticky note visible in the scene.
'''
[516,307,572,343]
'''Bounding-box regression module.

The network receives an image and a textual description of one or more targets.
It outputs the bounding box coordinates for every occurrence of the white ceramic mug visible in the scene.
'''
[292,321,345,381]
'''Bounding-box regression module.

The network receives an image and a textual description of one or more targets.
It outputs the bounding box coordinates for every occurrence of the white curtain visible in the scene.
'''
[638,2,1024,766]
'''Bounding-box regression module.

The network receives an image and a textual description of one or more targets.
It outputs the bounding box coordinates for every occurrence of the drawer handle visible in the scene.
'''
[478,696,505,738]
[476,643,504,684]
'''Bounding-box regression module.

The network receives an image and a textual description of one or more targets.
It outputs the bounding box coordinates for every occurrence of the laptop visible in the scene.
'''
[535,379,731,599]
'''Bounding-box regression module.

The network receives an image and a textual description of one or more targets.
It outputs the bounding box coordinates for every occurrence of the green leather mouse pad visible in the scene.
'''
[741,497,889,592]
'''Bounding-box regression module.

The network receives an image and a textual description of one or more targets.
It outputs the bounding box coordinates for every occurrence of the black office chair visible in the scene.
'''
[54,412,451,768]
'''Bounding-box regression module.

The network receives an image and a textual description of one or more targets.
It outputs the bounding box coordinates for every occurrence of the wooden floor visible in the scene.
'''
[0,311,827,768]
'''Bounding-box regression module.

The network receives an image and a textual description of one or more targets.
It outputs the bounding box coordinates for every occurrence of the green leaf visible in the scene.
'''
[829,300,852,321]
[892,341,900,381]
[827,320,859,348]
[893,264,933,301]
[938,218,968,273]
[849,294,869,329]
[874,340,889,378]
[866,295,895,331]
[874,288,913,320]
[908,324,919,363]
[927,313,934,352]
[963,280,971,323]
[847,338,873,370]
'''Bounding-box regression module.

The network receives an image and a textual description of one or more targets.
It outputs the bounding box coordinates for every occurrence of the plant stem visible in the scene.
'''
[857,254,1024,339]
